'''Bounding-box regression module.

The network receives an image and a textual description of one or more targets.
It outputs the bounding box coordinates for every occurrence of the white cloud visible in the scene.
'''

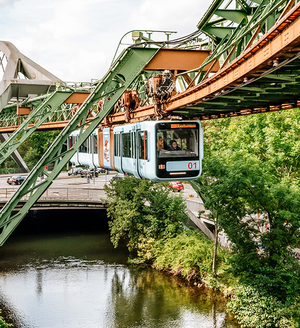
[0,0,209,81]
[128,0,209,36]
[0,0,17,6]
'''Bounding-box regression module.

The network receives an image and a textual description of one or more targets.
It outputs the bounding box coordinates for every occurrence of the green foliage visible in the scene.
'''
[153,231,226,279]
[197,154,300,277]
[103,176,188,253]
[193,110,300,327]
[0,311,13,327]
[228,285,299,328]
[196,110,300,303]
[16,130,60,169]
[248,267,300,306]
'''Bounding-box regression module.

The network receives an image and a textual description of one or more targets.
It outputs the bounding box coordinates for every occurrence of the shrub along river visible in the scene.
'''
[0,209,240,327]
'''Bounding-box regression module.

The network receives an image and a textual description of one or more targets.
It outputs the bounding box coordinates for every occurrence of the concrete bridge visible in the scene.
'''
[0,172,221,244]
[0,199,105,211]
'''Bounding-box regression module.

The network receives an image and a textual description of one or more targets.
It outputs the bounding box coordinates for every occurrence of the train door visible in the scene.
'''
[114,130,122,173]
[136,127,149,179]
[92,131,99,167]
[69,132,80,166]
[120,125,138,176]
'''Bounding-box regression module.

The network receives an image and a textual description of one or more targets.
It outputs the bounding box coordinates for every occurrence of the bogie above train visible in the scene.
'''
[69,120,203,182]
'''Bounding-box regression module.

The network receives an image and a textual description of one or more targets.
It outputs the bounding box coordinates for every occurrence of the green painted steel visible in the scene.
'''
[0,82,95,129]
[0,47,159,246]
[0,91,72,165]
[172,51,300,119]
[193,0,292,76]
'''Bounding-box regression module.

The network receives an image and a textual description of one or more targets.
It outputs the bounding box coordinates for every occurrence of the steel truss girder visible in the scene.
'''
[0,96,87,130]
[195,0,290,77]
[166,50,300,118]
[0,47,158,246]
[0,91,72,165]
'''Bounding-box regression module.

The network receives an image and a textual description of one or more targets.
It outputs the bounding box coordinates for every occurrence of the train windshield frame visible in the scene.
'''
[156,122,199,158]
[155,122,200,179]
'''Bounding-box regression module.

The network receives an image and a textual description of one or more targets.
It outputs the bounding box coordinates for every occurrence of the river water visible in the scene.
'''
[0,209,240,328]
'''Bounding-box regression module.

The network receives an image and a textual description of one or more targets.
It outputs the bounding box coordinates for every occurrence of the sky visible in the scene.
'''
[0,0,209,82]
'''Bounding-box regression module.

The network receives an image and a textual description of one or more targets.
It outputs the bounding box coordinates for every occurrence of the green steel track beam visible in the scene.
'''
[193,0,287,75]
[214,9,248,24]
[201,27,237,40]
[194,0,291,75]
[0,46,159,246]
[197,0,225,31]
[0,91,72,165]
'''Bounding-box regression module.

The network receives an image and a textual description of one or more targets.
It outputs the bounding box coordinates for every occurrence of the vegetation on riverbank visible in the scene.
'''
[103,178,233,314]
[194,109,300,327]
[104,109,300,328]
[104,173,300,327]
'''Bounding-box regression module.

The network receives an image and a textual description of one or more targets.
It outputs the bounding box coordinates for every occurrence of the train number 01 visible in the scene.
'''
[188,162,197,169]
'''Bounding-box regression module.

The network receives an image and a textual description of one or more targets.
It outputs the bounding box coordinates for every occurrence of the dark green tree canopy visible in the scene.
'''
[195,109,300,303]
[103,177,188,252]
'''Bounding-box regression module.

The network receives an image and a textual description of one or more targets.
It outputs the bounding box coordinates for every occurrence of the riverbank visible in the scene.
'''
[131,231,300,328]
[104,177,300,328]
[0,230,239,328]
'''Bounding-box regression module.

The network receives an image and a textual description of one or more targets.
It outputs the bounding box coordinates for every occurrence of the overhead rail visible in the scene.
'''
[1,1,298,132]
[100,1,300,123]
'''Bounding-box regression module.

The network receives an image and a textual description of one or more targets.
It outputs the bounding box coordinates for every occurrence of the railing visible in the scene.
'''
[0,187,106,201]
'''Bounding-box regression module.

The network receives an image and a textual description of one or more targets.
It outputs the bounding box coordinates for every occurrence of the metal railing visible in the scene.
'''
[0,187,106,201]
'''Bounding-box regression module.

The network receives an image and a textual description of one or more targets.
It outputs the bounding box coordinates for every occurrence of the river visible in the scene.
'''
[0,209,240,328]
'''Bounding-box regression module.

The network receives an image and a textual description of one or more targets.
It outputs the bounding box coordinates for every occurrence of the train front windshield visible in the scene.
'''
[156,122,200,179]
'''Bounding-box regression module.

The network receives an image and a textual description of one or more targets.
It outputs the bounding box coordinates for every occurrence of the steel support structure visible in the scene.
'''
[0,91,72,166]
[0,47,158,245]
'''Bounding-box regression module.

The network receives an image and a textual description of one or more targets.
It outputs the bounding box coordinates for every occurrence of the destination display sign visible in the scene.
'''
[171,124,197,129]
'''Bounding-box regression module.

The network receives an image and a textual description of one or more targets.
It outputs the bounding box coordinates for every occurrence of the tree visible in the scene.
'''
[194,110,300,303]
[103,177,188,253]
[16,130,60,169]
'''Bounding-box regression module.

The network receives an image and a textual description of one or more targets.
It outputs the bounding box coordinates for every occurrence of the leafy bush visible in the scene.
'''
[104,177,188,252]
[228,285,299,328]
[0,311,13,328]
[153,231,225,279]
[247,267,300,305]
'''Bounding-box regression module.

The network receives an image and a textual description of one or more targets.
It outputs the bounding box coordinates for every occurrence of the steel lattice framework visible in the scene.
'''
[0,0,300,244]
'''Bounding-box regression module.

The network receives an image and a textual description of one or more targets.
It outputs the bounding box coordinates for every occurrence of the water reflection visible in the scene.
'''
[0,233,239,328]
[108,267,232,328]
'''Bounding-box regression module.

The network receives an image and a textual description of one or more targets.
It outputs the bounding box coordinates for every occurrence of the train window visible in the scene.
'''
[156,122,199,158]
[122,133,131,158]
[70,135,77,147]
[79,137,88,153]
[93,135,98,154]
[138,131,148,160]
[114,134,120,156]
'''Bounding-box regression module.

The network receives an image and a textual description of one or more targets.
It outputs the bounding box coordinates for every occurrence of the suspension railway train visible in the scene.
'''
[68,120,203,182]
